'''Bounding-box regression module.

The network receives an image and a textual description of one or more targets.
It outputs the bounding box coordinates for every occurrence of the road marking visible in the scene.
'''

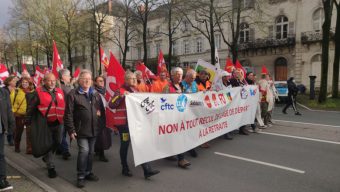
[273,119,340,128]
[214,152,305,174]
[259,132,340,145]
[297,102,340,113]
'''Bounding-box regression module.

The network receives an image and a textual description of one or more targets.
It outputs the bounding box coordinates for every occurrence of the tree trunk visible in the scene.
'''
[332,4,340,98]
[143,20,148,64]
[168,5,173,70]
[68,43,73,74]
[210,0,216,65]
[98,30,102,76]
[47,51,50,68]
[319,0,333,103]
[142,0,149,65]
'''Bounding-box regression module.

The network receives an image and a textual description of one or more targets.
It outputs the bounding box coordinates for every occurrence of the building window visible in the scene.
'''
[147,44,151,58]
[183,40,190,54]
[82,46,86,57]
[156,42,161,56]
[310,54,321,77]
[276,15,289,39]
[196,37,203,53]
[182,20,190,32]
[215,34,221,49]
[313,8,324,31]
[241,0,254,9]
[172,41,177,55]
[240,23,250,43]
[74,47,78,57]
[155,26,161,33]
[137,47,142,60]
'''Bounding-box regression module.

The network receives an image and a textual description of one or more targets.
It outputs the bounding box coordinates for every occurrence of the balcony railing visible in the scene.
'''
[238,35,296,51]
[72,55,87,63]
[301,31,323,44]
[269,0,288,4]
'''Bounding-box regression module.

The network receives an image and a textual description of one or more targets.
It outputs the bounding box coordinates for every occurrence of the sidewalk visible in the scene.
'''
[6,162,45,192]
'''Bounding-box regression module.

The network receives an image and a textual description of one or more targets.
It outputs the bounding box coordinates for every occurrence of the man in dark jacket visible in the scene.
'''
[0,87,15,191]
[282,77,301,115]
[64,70,101,188]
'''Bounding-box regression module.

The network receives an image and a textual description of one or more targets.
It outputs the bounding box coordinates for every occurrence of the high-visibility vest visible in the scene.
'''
[109,87,128,126]
[36,87,65,123]
[197,80,211,91]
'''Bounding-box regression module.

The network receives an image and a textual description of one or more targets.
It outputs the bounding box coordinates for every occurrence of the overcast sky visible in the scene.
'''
[0,0,13,28]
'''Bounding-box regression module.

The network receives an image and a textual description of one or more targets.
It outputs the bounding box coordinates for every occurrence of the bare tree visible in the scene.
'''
[86,0,112,76]
[180,0,219,65]
[133,0,158,65]
[58,0,82,73]
[160,0,183,69]
[111,0,138,68]
[319,0,333,103]
[332,0,339,98]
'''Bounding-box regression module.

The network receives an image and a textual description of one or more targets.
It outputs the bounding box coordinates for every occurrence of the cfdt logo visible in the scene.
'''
[140,97,155,114]
[160,97,174,111]
[240,88,248,99]
[176,94,188,112]
[249,88,257,96]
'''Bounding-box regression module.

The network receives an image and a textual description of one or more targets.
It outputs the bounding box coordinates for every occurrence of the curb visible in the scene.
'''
[6,157,57,192]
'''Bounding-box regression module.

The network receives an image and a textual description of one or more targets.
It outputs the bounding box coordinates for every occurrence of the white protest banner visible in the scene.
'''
[126,85,259,166]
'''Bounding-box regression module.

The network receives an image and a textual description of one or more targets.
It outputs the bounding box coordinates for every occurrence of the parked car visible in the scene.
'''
[274,81,288,102]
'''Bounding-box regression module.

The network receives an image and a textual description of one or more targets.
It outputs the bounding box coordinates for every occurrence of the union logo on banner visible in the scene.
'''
[176,94,188,112]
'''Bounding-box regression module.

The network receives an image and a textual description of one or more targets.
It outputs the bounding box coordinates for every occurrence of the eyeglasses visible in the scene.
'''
[80,78,92,81]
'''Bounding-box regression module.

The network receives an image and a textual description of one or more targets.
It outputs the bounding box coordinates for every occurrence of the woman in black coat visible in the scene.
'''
[94,76,112,162]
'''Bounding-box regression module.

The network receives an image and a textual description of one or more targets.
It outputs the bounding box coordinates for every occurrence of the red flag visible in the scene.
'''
[157,50,167,75]
[52,40,63,78]
[73,67,81,79]
[235,60,246,78]
[105,51,125,129]
[22,63,28,72]
[224,57,235,73]
[100,47,109,70]
[33,66,45,87]
[136,62,157,80]
[0,64,9,84]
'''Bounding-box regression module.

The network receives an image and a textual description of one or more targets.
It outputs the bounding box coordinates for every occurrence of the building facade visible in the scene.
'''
[122,0,339,91]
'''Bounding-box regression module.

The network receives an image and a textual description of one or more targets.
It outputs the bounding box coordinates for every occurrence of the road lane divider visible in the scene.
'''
[214,152,305,174]
[273,119,340,128]
[259,132,340,145]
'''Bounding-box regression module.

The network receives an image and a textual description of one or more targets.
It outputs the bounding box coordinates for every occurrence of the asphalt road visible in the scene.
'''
[5,105,340,192]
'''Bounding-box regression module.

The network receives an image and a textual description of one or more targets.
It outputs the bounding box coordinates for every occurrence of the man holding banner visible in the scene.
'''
[163,67,191,168]
[109,71,160,179]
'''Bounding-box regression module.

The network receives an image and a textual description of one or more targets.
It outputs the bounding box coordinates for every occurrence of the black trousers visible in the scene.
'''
[117,125,151,172]
[117,125,130,168]
[0,134,6,180]
[283,95,298,113]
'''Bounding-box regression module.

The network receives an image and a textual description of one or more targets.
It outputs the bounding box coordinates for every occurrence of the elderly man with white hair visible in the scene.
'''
[64,70,101,188]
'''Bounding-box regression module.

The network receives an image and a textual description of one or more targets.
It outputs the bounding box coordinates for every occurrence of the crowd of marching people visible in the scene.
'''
[0,62,283,190]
